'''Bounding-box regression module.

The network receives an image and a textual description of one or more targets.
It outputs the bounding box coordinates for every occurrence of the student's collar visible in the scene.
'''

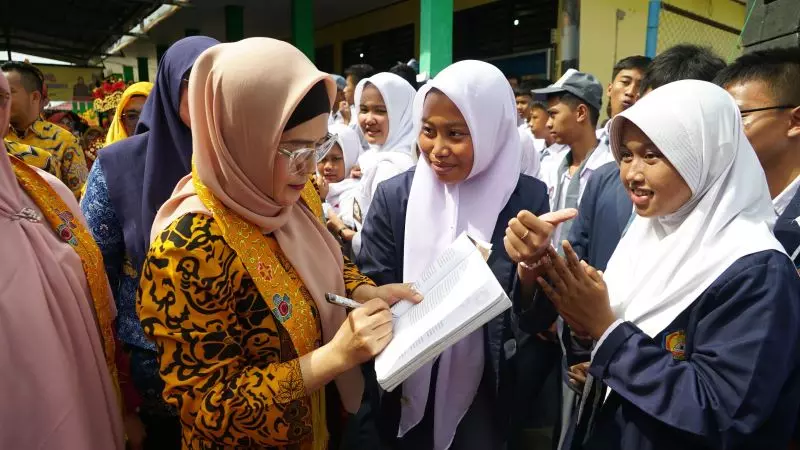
[563,139,613,178]
[774,173,800,217]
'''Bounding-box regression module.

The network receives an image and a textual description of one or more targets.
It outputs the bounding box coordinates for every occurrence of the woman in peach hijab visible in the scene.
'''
[138,38,419,449]
[0,73,123,449]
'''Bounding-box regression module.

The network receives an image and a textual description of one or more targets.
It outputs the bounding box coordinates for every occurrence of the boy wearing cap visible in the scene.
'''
[534,69,614,250]
[527,69,613,450]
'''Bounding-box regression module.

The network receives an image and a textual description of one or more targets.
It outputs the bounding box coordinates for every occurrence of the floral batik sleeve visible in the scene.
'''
[343,255,375,297]
[137,213,314,448]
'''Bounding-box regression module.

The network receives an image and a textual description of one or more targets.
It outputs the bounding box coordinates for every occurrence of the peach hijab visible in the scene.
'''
[151,38,362,411]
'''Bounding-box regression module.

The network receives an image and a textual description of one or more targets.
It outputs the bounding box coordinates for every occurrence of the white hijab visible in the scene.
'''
[518,127,541,178]
[604,80,785,338]
[354,73,417,216]
[400,60,522,449]
[322,124,362,226]
[328,123,362,175]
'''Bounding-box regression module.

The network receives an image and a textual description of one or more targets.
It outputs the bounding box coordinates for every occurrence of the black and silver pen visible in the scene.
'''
[325,293,400,317]
[325,293,364,309]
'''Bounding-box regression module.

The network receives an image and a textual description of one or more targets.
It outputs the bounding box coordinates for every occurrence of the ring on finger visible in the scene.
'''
[521,229,530,240]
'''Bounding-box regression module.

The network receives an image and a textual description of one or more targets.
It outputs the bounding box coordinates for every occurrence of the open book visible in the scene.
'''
[375,232,512,392]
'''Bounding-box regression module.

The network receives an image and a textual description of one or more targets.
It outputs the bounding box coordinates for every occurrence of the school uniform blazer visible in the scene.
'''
[558,161,632,370]
[576,250,800,450]
[356,167,550,436]
[773,187,800,445]
[568,161,631,271]
[774,187,800,268]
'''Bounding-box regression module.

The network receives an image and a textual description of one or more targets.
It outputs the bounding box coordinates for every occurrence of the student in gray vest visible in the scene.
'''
[533,70,614,253]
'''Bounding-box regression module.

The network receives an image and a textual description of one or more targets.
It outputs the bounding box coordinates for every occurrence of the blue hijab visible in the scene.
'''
[98,36,219,270]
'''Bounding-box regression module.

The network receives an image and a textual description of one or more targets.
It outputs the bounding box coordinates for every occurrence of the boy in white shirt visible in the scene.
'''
[533,69,614,249]
[717,47,800,267]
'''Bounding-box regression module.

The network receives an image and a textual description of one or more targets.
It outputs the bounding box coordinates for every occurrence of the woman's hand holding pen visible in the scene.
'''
[330,298,395,367]
[302,294,414,392]
[324,285,423,369]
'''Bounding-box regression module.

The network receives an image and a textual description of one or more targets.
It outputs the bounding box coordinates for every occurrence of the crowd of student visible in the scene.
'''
[3,34,800,450]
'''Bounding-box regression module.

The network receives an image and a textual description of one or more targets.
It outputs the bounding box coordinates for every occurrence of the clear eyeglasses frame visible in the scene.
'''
[277,132,338,176]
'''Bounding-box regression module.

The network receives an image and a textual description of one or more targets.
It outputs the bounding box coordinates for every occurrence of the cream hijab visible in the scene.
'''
[400,60,522,450]
[151,38,362,412]
[605,80,785,337]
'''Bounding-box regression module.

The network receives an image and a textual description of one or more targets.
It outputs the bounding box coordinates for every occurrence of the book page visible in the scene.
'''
[377,254,481,371]
[375,234,509,383]
[390,232,481,317]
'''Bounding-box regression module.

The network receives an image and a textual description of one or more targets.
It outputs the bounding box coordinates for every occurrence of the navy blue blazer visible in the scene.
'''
[356,168,550,441]
[517,162,631,345]
[573,251,800,450]
[775,187,800,268]
[568,161,631,271]
[557,162,632,369]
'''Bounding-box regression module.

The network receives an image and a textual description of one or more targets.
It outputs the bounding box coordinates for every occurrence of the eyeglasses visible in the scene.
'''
[278,132,338,176]
[739,105,796,115]
[121,111,141,124]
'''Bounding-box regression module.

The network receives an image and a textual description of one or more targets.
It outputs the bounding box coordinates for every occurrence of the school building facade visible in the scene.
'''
[105,0,746,117]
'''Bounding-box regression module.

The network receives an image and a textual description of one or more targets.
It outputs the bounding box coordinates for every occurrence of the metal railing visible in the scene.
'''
[655,3,742,60]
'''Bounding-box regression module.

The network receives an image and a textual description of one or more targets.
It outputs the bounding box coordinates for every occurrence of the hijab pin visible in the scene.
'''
[13,207,42,223]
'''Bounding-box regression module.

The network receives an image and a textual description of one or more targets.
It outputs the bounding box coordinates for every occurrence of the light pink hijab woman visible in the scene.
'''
[0,74,124,448]
[151,37,363,415]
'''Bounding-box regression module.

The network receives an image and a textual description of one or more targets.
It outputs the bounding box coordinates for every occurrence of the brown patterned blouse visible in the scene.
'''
[138,212,373,449]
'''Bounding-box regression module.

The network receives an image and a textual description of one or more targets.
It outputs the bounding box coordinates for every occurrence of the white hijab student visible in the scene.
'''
[354,72,417,219]
[603,81,782,335]
[538,80,800,449]
[518,127,541,178]
[400,60,523,449]
[318,123,362,229]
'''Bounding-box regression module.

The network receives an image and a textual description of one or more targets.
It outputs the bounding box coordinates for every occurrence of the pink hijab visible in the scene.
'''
[0,75,123,448]
[151,38,363,412]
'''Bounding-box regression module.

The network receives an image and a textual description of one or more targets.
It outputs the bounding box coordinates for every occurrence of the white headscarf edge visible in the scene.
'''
[604,80,785,337]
